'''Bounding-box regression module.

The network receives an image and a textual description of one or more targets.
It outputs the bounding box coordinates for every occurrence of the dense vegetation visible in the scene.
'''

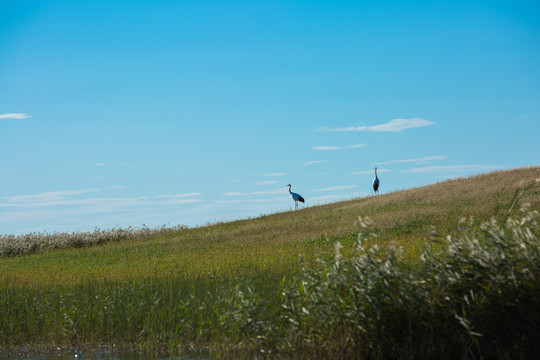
[0,167,539,359]
[230,208,540,358]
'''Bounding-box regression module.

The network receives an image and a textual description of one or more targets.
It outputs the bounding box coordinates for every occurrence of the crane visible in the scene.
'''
[373,167,380,194]
[287,184,305,210]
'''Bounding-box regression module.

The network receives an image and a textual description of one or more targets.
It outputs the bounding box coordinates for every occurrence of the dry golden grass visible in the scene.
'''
[1,167,539,357]
[156,166,540,253]
[1,166,538,287]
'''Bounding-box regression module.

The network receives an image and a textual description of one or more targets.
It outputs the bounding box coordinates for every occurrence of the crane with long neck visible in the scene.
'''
[373,167,380,194]
[287,184,305,210]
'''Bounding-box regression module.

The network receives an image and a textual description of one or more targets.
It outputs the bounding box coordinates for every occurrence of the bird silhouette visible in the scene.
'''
[373,167,380,194]
[287,184,305,210]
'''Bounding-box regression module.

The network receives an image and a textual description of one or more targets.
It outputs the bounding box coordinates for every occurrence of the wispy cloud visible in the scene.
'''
[0,190,211,235]
[312,185,357,192]
[263,173,287,177]
[367,118,435,132]
[309,194,343,201]
[403,165,503,173]
[374,155,447,166]
[347,144,366,148]
[0,113,32,120]
[313,146,342,151]
[214,199,243,203]
[221,188,286,196]
[318,118,435,133]
[249,197,288,203]
[0,190,211,234]
[154,198,201,205]
[312,144,366,151]
[95,163,107,166]
[214,196,289,204]
[250,189,286,195]
[2,196,144,210]
[256,180,279,185]
[111,185,126,189]
[222,192,243,196]
[2,189,205,209]
[303,160,329,166]
[351,169,392,175]
[155,193,202,199]
[1,188,295,234]
[6,189,101,204]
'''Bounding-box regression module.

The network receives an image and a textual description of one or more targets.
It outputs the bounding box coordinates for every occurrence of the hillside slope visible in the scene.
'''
[203,166,540,246]
[1,167,539,358]
[1,166,539,286]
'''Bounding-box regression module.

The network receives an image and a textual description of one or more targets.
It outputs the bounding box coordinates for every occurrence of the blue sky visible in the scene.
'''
[1,0,539,234]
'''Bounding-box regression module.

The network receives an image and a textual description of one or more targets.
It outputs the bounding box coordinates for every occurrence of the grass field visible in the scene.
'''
[1,166,539,359]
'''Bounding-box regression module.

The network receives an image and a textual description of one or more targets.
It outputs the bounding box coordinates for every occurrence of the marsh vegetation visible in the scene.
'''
[1,167,539,359]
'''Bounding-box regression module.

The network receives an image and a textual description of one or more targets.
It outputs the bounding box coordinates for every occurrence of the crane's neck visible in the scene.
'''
[288,185,292,194]
[375,167,378,176]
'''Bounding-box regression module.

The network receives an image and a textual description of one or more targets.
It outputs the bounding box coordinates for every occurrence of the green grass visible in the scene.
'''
[257,207,540,359]
[0,167,539,358]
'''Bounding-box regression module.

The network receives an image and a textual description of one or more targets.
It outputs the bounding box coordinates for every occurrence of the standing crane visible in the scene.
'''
[373,167,380,194]
[287,184,305,210]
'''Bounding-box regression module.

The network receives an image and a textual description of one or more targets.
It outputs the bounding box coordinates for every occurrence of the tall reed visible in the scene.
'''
[0,225,186,258]
[227,205,540,359]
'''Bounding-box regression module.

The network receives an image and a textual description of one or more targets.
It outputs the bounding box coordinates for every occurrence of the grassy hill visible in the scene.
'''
[2,167,539,286]
[1,166,539,358]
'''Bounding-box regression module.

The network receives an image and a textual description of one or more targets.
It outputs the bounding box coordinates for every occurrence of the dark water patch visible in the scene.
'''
[0,345,209,360]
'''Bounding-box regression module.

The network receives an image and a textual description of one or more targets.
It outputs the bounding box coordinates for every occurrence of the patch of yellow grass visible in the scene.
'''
[1,166,538,287]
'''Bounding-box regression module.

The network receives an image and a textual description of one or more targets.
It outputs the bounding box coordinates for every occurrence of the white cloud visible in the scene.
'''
[312,144,366,151]
[0,113,32,120]
[368,118,435,132]
[0,193,210,234]
[2,196,141,209]
[214,196,289,205]
[318,118,435,133]
[111,185,126,189]
[263,173,287,177]
[2,189,205,210]
[374,155,447,166]
[1,188,296,234]
[222,192,243,196]
[303,160,329,166]
[403,165,503,173]
[351,169,392,175]
[309,194,342,201]
[313,146,342,151]
[249,197,288,203]
[155,198,201,205]
[256,180,279,185]
[95,163,107,166]
[221,188,286,196]
[251,189,286,195]
[312,185,357,192]
[6,189,101,204]
[155,193,202,198]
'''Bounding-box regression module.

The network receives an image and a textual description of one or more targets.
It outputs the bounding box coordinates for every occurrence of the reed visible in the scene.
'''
[228,206,540,359]
[0,225,187,258]
[1,167,539,358]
